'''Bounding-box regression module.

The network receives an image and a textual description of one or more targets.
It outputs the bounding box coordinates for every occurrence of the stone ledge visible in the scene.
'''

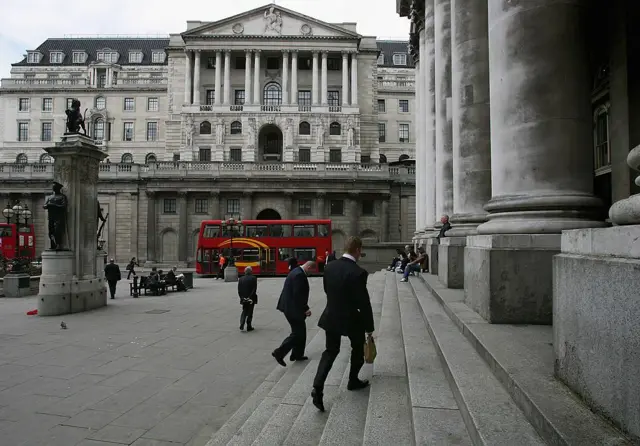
[467,234,561,250]
[561,225,640,258]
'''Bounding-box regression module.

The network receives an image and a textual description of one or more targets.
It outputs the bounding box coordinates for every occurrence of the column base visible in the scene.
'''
[425,238,440,275]
[464,234,561,324]
[438,237,466,289]
[448,212,487,237]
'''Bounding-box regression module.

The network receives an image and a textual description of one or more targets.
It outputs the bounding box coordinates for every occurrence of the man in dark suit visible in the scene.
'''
[104,258,121,300]
[238,266,258,332]
[272,259,316,366]
[311,236,374,412]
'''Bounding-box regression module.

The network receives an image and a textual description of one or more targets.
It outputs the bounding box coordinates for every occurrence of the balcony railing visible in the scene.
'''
[119,78,167,85]
[188,104,359,114]
[1,78,87,88]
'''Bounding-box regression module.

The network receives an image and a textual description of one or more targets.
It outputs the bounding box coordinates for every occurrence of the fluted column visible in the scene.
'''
[316,193,326,218]
[253,50,261,104]
[349,193,359,237]
[341,52,350,106]
[146,191,156,262]
[244,50,252,105]
[381,195,390,242]
[424,2,437,231]
[178,191,188,262]
[282,51,290,104]
[312,52,320,105]
[214,51,222,105]
[321,52,328,105]
[477,0,602,234]
[223,50,231,105]
[291,51,299,105]
[415,56,423,234]
[350,53,358,105]
[184,51,192,104]
[193,51,201,105]
[209,192,220,220]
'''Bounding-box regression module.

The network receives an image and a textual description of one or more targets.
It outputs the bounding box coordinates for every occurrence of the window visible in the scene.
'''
[66,98,74,109]
[399,99,409,113]
[203,224,220,238]
[95,96,106,109]
[18,98,29,112]
[271,225,292,238]
[328,91,340,107]
[27,52,40,63]
[330,200,344,216]
[377,54,384,65]
[235,57,246,70]
[164,198,177,214]
[263,82,282,106]
[393,53,407,66]
[123,122,134,141]
[266,57,279,70]
[42,98,53,112]
[378,123,386,142]
[50,52,64,64]
[195,199,208,214]
[148,97,159,112]
[173,153,180,161]
[298,199,312,216]
[200,121,211,134]
[294,248,316,262]
[242,249,260,261]
[230,121,242,135]
[595,107,610,169]
[293,225,315,237]
[146,122,158,141]
[379,154,388,164]
[41,122,52,142]
[227,199,240,214]
[329,122,341,136]
[98,74,107,88]
[234,90,245,105]
[318,224,329,237]
[230,148,242,162]
[207,57,216,69]
[152,51,165,63]
[298,148,311,163]
[299,121,311,135]
[362,200,375,216]
[145,153,157,163]
[40,154,53,163]
[16,153,28,163]
[121,153,133,163]
[97,51,118,63]
[329,149,342,163]
[378,99,386,113]
[17,123,29,141]
[298,57,312,70]
[206,90,215,105]
[361,155,371,163]
[129,51,143,63]
[327,58,341,71]
[72,52,85,63]
[246,225,268,237]
[199,147,211,161]
[124,97,135,111]
[399,123,410,143]
[298,91,311,106]
[94,118,105,140]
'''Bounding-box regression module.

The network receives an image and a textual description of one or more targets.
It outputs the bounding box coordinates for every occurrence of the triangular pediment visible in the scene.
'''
[182,4,360,40]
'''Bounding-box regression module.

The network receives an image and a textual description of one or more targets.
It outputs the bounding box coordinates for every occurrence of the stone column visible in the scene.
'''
[291,51,299,105]
[243,192,253,219]
[193,51,201,105]
[381,195,390,242]
[349,193,359,237]
[209,192,220,220]
[178,192,188,263]
[424,0,437,232]
[284,192,294,219]
[415,37,424,238]
[282,51,290,104]
[129,192,139,261]
[223,50,231,105]
[244,50,252,105]
[350,53,358,105]
[214,51,222,105]
[316,192,326,218]
[253,50,261,104]
[341,52,350,106]
[184,51,192,104]
[312,52,320,105]
[321,52,328,105]
[146,191,156,263]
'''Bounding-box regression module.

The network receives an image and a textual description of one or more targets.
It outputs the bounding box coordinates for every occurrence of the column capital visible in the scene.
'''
[341,50,350,56]
[209,191,220,198]
[254,49,262,54]
[224,49,232,54]
[312,51,319,56]
[244,49,253,54]
[281,49,290,54]
[242,191,253,197]
[290,49,299,54]
[145,190,156,197]
[184,49,192,55]
[316,192,326,198]
[194,49,202,54]
[321,51,329,57]
[177,191,188,198]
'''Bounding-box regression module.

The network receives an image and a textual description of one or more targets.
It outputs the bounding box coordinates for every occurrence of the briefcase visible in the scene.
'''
[364,334,377,364]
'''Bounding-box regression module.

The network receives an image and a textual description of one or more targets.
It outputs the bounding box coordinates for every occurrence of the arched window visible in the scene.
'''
[93,118,105,140]
[121,153,133,163]
[230,121,242,135]
[299,121,311,135]
[16,153,28,164]
[399,154,410,162]
[95,96,106,110]
[329,122,341,135]
[145,153,157,164]
[263,82,282,106]
[200,121,211,135]
[40,154,53,163]
[379,154,388,164]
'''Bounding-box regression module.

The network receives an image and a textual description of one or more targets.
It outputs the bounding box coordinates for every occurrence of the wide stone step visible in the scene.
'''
[409,276,545,446]
[395,272,472,445]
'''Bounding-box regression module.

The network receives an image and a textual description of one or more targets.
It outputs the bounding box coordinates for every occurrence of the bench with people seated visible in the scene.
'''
[129,268,188,297]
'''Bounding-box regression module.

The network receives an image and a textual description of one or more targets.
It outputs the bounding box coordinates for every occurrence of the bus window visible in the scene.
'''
[246,225,268,237]
[279,248,293,261]
[318,224,330,237]
[0,227,13,237]
[294,248,316,262]
[293,225,315,237]
[242,248,260,262]
[270,224,292,237]
[222,226,243,237]
[203,225,221,238]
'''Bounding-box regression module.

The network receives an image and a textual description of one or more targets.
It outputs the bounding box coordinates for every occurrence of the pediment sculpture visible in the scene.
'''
[264,6,283,34]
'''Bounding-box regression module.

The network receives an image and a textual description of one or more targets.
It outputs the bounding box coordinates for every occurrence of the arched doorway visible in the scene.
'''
[258,124,283,162]
[256,209,281,220]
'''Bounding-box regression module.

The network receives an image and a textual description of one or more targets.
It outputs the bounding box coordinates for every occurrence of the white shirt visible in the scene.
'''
[342,253,356,262]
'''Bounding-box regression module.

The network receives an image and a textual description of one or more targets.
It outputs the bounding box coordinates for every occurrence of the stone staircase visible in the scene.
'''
[204,270,631,446]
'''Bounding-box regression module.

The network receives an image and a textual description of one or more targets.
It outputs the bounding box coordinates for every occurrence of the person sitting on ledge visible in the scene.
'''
[437,215,452,239]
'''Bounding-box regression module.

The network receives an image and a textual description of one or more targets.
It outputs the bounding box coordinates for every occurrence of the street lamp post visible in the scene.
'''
[2,201,32,274]
[220,217,242,281]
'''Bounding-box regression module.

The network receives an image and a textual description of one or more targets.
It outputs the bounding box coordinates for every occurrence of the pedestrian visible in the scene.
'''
[216,254,226,280]
[272,259,315,366]
[311,236,375,412]
[238,266,258,332]
[126,257,138,279]
[104,258,122,300]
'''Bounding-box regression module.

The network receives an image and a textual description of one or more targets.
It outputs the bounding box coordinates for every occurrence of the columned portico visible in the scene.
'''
[184,52,192,104]
[342,52,349,106]
[244,50,252,105]
[312,52,320,105]
[193,51,201,105]
[350,53,358,105]
[291,51,298,105]
[282,51,290,104]
[214,51,222,105]
[223,50,231,105]
[321,52,328,105]
[253,50,261,105]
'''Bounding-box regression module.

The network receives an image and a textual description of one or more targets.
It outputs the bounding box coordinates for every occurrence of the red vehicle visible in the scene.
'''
[196,219,332,276]
[0,223,36,261]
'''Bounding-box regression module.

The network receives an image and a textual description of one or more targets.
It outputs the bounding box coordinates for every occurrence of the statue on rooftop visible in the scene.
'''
[65,99,87,135]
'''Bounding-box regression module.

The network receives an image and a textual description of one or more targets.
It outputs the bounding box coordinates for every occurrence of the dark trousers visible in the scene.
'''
[107,280,117,298]
[313,330,365,390]
[240,303,255,328]
[127,268,135,279]
[274,315,307,359]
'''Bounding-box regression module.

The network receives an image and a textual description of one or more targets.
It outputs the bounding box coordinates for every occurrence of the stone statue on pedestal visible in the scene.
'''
[96,200,108,247]
[347,116,355,147]
[246,118,256,148]
[216,118,225,145]
[284,118,293,147]
[316,118,325,147]
[65,99,87,135]
[185,115,195,148]
[44,182,68,250]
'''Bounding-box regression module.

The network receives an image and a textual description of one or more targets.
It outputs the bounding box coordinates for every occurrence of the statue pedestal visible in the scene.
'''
[38,134,107,317]
[3,272,32,298]
[224,266,238,282]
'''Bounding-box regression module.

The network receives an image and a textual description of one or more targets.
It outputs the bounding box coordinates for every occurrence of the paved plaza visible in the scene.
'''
[0,276,325,446]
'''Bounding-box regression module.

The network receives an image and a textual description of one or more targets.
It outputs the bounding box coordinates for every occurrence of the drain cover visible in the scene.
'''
[145,309,170,314]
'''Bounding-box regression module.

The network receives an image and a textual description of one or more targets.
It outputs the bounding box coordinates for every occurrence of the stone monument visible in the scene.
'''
[38,100,108,316]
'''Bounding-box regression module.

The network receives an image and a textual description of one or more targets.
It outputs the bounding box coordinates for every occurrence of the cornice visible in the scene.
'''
[0,87,168,94]
[183,35,359,42]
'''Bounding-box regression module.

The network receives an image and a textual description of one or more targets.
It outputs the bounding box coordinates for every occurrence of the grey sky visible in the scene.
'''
[0,0,410,79]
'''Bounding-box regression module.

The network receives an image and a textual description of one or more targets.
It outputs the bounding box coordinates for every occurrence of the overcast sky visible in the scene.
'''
[0,0,410,78]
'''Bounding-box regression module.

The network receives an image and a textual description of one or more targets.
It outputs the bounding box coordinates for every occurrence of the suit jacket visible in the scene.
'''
[238,275,258,304]
[318,257,374,335]
[104,263,121,282]
[276,266,310,320]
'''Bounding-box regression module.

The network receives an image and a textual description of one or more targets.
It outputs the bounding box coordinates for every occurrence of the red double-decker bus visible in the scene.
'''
[195,219,332,276]
[0,223,36,261]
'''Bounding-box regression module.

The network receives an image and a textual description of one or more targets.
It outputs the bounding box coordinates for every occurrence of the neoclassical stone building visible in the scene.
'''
[400,0,640,440]
[0,4,417,264]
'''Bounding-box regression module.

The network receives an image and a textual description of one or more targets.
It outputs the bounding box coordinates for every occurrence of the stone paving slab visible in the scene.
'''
[0,276,325,446]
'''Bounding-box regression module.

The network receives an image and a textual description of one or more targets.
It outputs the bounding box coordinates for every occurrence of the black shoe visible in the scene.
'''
[290,355,308,361]
[239,325,244,331]
[347,379,370,391]
[110,297,114,299]
[311,388,325,412]
[272,351,286,367]
[247,326,254,332]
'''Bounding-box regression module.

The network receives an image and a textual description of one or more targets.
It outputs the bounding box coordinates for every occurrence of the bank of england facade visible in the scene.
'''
[0,4,416,264]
